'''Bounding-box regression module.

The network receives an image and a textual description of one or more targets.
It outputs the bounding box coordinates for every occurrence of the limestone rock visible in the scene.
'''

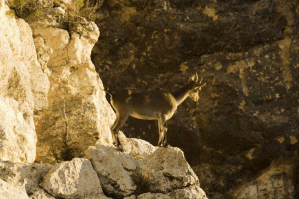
[85,145,138,198]
[0,0,55,163]
[41,158,109,199]
[142,146,199,193]
[33,36,53,72]
[26,6,66,29]
[33,28,70,68]
[0,179,30,199]
[29,187,56,199]
[0,161,52,195]
[124,196,137,199]
[69,19,100,44]
[168,185,208,199]
[32,24,114,163]
[137,193,170,199]
[118,131,157,160]
[1,8,49,113]
[233,160,295,199]
[16,19,50,111]
[53,0,77,7]
[0,96,35,163]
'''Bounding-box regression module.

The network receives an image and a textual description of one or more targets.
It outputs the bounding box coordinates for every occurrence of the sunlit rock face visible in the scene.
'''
[92,0,299,198]
[0,0,50,163]
[28,17,115,164]
[1,0,115,164]
[0,179,30,199]
[40,158,110,199]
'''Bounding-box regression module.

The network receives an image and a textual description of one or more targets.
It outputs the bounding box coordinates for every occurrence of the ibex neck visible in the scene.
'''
[172,84,191,106]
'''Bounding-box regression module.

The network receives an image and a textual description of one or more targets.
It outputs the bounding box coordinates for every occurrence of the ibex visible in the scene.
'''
[109,73,206,149]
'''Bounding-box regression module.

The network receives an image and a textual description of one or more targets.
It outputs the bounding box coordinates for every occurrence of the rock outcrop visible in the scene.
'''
[0,0,42,163]
[32,21,116,163]
[84,143,207,198]
[0,142,207,199]
[85,145,138,197]
[19,0,115,164]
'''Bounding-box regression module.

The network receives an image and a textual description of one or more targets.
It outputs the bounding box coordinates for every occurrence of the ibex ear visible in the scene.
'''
[189,72,199,82]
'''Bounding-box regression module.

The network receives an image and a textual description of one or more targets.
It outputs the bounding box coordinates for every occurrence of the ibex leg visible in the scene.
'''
[163,121,168,146]
[111,113,129,148]
[158,114,168,147]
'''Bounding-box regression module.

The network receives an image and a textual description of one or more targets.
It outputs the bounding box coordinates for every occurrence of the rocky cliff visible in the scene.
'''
[91,0,299,198]
[0,0,207,198]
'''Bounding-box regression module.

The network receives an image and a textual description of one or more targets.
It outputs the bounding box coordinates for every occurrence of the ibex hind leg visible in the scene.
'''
[110,115,118,133]
[157,118,163,146]
[161,124,168,147]
[110,115,119,146]
[111,113,129,149]
[158,114,168,147]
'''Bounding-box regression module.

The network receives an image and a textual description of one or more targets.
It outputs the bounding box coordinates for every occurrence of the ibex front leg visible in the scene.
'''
[158,113,168,147]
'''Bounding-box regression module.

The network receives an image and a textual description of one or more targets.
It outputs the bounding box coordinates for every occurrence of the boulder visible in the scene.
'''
[29,187,56,199]
[0,161,52,196]
[41,158,109,199]
[0,179,30,199]
[141,146,199,193]
[85,145,138,198]
[118,131,157,160]
[137,193,170,199]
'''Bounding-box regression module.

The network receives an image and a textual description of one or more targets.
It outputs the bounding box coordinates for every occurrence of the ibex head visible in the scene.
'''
[187,72,206,102]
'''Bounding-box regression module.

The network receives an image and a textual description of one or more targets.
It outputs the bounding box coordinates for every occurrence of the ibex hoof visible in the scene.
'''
[113,142,118,147]
[117,146,124,152]
[158,142,168,147]
[113,143,123,150]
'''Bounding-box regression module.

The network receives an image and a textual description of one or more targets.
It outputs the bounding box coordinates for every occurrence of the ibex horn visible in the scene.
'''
[199,76,203,84]
[200,83,206,88]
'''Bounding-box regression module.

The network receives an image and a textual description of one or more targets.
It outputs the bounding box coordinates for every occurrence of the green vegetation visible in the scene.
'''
[6,0,24,17]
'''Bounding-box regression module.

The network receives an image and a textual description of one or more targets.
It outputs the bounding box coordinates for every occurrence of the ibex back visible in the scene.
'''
[110,72,206,149]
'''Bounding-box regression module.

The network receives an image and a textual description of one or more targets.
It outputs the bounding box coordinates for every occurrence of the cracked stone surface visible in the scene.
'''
[41,158,109,199]
[0,179,30,199]
[142,146,200,193]
[85,145,138,198]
